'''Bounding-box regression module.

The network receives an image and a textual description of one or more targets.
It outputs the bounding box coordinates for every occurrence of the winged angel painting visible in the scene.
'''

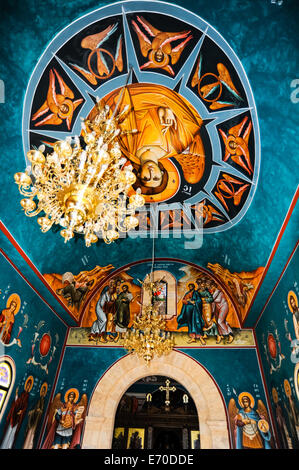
[228,392,274,449]
[132,15,192,76]
[42,388,87,449]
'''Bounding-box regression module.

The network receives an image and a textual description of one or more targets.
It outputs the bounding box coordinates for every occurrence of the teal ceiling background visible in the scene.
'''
[0,0,298,327]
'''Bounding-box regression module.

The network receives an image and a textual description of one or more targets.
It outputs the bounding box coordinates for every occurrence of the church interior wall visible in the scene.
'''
[0,251,68,449]
[0,0,298,452]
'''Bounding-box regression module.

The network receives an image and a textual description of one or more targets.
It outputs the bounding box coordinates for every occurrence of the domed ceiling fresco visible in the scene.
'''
[0,0,298,453]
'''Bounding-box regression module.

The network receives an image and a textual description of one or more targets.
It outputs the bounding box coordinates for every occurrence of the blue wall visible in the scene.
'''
[0,252,67,449]
[41,345,275,449]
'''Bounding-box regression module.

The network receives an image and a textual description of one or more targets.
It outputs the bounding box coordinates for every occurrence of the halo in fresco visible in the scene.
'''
[238,391,255,408]
[6,293,21,315]
[22,0,260,234]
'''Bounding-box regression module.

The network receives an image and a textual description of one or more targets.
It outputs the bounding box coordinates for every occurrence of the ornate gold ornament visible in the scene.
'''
[14,96,145,246]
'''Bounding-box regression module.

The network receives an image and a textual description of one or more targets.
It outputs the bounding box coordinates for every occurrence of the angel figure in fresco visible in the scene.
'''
[96,83,206,202]
[228,392,273,449]
[132,16,193,76]
[0,293,21,345]
[218,116,253,175]
[191,55,242,110]
[42,388,87,449]
[206,279,234,344]
[31,68,83,129]
[0,376,34,449]
[71,24,123,84]
[23,382,47,449]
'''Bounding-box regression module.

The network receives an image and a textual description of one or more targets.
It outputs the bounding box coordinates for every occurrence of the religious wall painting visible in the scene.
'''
[66,260,257,347]
[0,374,34,449]
[57,16,127,88]
[175,265,241,346]
[112,427,126,449]
[190,430,200,450]
[188,35,248,112]
[26,321,59,375]
[269,378,299,449]
[141,270,176,319]
[23,1,260,241]
[285,290,299,364]
[0,254,68,449]
[42,387,88,449]
[23,381,48,449]
[227,390,274,449]
[44,264,114,321]
[207,262,264,322]
[128,13,199,77]
[295,363,299,402]
[0,358,15,422]
[271,385,294,449]
[282,378,299,446]
[0,293,28,349]
[86,273,142,344]
[30,59,84,131]
[255,245,299,449]
[262,320,286,375]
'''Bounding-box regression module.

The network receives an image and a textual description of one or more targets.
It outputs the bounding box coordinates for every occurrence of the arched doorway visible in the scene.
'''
[112,375,200,449]
[82,351,230,449]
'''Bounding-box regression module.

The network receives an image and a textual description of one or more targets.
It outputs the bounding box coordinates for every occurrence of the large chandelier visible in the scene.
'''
[123,279,175,365]
[14,98,145,246]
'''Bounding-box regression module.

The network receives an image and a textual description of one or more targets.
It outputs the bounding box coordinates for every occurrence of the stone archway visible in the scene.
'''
[82,351,230,449]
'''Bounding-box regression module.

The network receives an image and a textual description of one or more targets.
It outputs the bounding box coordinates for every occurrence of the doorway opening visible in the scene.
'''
[112,375,200,449]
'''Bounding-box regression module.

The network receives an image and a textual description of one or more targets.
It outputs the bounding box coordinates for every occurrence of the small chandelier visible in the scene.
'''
[123,281,175,365]
[14,98,145,246]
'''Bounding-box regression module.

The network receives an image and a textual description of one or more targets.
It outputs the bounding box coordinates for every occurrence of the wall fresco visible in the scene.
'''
[256,244,299,448]
[0,253,67,449]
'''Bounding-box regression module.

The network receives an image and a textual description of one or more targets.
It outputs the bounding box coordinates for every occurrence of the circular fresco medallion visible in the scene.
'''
[23,1,260,235]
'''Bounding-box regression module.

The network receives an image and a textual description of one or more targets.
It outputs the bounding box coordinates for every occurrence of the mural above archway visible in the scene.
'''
[23,0,260,241]
[52,258,263,347]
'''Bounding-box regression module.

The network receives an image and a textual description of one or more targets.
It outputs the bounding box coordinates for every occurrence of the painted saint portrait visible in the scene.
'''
[42,388,87,449]
[228,392,273,449]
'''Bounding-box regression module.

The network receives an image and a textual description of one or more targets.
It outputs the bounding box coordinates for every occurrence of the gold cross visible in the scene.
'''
[159,379,176,407]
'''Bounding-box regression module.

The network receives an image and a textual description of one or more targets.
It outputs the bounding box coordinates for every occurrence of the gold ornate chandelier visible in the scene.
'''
[14,98,145,246]
[123,280,175,365]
